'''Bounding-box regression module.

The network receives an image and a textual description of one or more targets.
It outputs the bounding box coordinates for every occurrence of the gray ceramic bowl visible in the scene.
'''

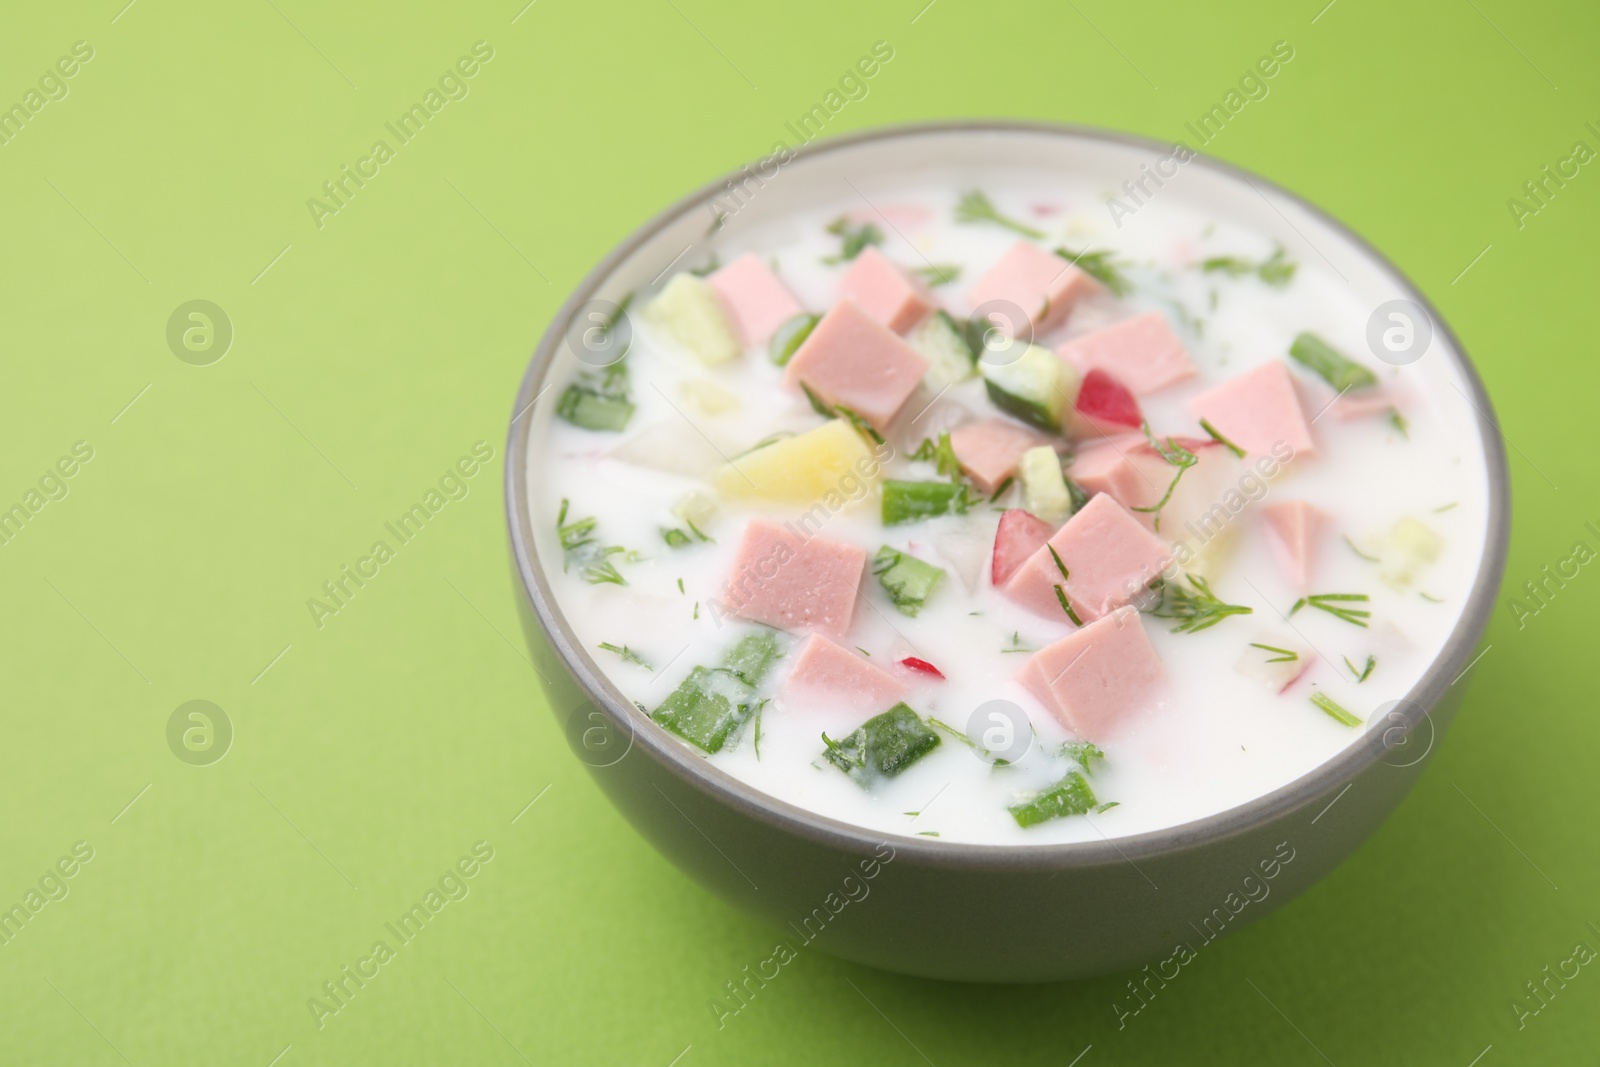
[504,121,1510,983]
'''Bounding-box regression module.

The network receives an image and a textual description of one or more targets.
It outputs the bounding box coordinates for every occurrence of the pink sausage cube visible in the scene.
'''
[837,247,936,334]
[785,300,930,431]
[1018,606,1163,741]
[1067,435,1151,505]
[1261,500,1329,590]
[1188,361,1316,459]
[708,253,804,347]
[966,240,1099,335]
[781,633,907,715]
[721,520,865,636]
[1002,493,1171,622]
[1057,311,1196,396]
[949,417,1051,494]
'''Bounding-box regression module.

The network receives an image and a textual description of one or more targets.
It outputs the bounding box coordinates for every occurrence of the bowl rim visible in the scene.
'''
[504,118,1511,870]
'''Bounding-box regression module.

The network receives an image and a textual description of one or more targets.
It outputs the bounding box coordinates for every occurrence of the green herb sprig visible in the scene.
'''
[557,499,628,585]
[1132,422,1199,531]
[1054,246,1133,296]
[1290,592,1372,627]
[1310,691,1362,727]
[821,215,883,264]
[954,189,1044,239]
[1201,244,1297,288]
[1149,574,1254,633]
[912,263,962,287]
[598,642,651,669]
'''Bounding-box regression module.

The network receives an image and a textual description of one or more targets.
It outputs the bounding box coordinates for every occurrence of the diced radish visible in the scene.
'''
[991,508,1054,586]
[1074,368,1143,430]
[1277,661,1313,695]
[898,656,946,680]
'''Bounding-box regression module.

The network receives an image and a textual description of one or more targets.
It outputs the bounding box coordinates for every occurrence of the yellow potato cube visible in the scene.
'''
[713,420,880,505]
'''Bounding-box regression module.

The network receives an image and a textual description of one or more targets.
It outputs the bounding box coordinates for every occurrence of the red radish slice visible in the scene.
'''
[991,508,1055,586]
[1074,368,1143,430]
[898,656,946,680]
[1277,661,1313,695]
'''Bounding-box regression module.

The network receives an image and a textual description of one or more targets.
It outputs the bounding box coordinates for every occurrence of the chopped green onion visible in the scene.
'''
[1008,771,1111,827]
[1289,332,1379,393]
[881,479,976,525]
[598,642,651,669]
[821,703,942,787]
[1310,691,1362,727]
[722,629,783,687]
[1200,245,1297,288]
[651,631,783,753]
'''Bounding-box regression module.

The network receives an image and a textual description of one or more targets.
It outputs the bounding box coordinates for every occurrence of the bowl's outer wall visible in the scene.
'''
[513,557,1468,983]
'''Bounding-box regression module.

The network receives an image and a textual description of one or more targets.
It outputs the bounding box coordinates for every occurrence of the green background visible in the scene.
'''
[1,0,1594,1063]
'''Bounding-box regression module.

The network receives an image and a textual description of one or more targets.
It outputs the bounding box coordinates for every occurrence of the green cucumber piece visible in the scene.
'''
[822,703,941,786]
[980,343,1072,432]
[1018,446,1071,524]
[910,310,979,386]
[872,546,946,617]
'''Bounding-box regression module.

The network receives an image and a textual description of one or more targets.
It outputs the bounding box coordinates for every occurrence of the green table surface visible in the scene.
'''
[2,0,1595,1063]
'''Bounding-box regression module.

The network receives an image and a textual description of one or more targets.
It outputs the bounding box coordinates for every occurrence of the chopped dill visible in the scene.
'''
[1290,592,1371,627]
[1054,246,1134,296]
[1149,574,1253,633]
[1250,642,1299,663]
[597,642,651,669]
[1344,654,1375,682]
[954,189,1044,238]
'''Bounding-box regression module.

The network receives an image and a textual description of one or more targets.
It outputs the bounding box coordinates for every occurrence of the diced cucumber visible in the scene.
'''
[651,631,785,753]
[1289,332,1378,393]
[910,310,979,387]
[1008,771,1103,827]
[721,629,783,687]
[651,666,758,753]
[980,343,1076,433]
[769,312,820,366]
[822,703,942,787]
[556,385,635,432]
[643,273,741,364]
[1018,446,1071,524]
[872,546,946,617]
[881,479,973,526]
